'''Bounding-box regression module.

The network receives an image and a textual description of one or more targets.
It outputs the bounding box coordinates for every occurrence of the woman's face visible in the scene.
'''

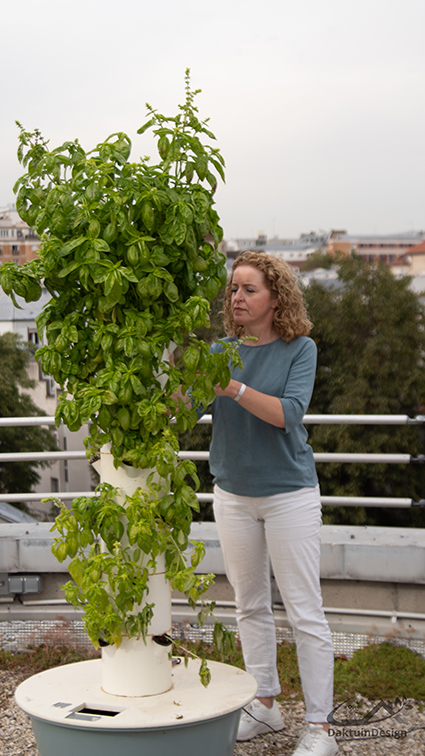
[230,265,276,334]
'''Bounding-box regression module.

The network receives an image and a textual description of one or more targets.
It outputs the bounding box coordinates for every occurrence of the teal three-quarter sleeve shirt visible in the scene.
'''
[207,336,318,497]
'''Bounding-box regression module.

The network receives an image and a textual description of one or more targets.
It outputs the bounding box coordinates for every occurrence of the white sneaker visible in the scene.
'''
[292,724,339,755]
[237,698,285,741]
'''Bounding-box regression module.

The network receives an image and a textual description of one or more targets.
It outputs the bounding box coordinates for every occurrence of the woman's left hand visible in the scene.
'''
[214,379,239,399]
[214,380,285,428]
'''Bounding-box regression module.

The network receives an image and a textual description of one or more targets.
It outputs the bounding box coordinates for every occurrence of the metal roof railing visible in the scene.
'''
[0,414,423,508]
[1,413,424,427]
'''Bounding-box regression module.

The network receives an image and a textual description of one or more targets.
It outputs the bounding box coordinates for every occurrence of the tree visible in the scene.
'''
[0,332,58,507]
[304,256,425,527]
[301,249,343,271]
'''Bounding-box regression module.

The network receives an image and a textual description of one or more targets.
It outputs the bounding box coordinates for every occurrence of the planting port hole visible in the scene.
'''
[153,633,173,646]
[78,706,121,717]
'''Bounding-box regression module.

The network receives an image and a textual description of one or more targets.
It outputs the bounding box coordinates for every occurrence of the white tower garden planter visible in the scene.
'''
[92,443,173,697]
[15,443,258,755]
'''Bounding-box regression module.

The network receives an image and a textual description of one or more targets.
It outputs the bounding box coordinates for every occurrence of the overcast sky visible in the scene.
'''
[1,0,424,240]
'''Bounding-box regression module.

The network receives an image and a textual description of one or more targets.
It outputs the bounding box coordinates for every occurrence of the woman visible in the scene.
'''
[208,252,338,756]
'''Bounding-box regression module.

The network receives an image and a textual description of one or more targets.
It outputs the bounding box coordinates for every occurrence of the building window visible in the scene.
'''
[28,329,40,346]
[0,246,2,255]
[12,245,19,255]
[0,230,9,237]
[47,377,56,397]
[51,477,59,493]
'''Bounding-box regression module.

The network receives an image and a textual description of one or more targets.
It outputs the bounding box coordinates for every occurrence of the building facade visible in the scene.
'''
[221,229,425,279]
[220,231,329,271]
[0,205,41,266]
[328,230,425,264]
[0,287,93,519]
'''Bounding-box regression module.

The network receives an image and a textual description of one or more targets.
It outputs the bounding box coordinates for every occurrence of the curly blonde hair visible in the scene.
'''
[223,252,312,342]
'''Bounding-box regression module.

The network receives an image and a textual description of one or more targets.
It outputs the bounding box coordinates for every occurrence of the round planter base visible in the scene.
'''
[15,657,257,756]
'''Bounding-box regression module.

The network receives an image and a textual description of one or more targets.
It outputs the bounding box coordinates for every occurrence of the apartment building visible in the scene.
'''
[220,231,329,271]
[221,229,425,276]
[0,205,41,265]
[0,287,93,518]
[328,230,425,264]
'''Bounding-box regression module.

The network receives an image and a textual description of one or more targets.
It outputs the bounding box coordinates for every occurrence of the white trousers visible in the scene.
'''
[213,483,334,723]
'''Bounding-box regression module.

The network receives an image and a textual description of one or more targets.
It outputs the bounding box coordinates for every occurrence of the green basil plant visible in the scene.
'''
[1,71,241,683]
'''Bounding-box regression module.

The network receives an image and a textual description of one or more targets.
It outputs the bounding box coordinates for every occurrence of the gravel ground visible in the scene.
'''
[2,667,425,755]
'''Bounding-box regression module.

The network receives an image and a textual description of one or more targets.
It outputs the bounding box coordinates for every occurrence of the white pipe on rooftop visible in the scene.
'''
[314,453,411,464]
[172,598,425,623]
[0,414,424,428]
[0,492,419,507]
[14,597,425,623]
[0,451,87,462]
[197,414,425,425]
[0,491,97,502]
[320,496,414,507]
[304,414,425,425]
[0,417,56,426]
[0,450,414,464]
